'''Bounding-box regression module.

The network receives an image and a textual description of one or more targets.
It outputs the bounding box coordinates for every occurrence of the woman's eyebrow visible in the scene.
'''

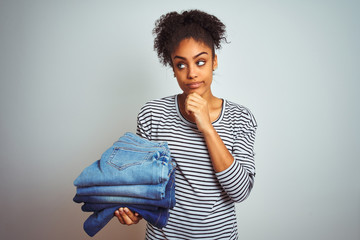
[173,52,208,60]
[193,52,208,59]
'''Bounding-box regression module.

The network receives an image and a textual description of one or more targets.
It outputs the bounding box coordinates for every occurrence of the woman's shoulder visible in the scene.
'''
[224,99,257,127]
[138,95,176,116]
[224,99,253,115]
[141,95,176,110]
[144,95,175,106]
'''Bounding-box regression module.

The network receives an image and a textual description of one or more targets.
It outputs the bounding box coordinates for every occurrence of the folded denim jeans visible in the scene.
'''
[73,170,176,209]
[74,133,174,188]
[76,183,166,199]
[81,203,159,212]
[73,133,176,237]
[84,205,170,237]
[80,170,175,236]
[74,159,172,187]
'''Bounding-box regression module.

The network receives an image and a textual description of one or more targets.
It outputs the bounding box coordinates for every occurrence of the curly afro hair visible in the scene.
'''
[153,9,227,67]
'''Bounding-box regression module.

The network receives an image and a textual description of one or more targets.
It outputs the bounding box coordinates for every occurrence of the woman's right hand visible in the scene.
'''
[114,207,142,225]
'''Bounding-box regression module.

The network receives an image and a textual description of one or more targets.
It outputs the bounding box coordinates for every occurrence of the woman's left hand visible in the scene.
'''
[185,93,212,133]
[114,207,142,226]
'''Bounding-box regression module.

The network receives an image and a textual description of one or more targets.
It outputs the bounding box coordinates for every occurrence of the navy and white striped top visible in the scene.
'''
[136,95,257,240]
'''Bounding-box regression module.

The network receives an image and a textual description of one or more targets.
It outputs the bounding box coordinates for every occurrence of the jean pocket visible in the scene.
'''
[106,147,153,171]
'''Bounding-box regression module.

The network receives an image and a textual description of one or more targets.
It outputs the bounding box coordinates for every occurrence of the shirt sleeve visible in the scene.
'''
[136,103,153,140]
[215,107,257,203]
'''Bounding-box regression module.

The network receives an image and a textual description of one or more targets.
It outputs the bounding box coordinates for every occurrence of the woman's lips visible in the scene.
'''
[187,81,204,89]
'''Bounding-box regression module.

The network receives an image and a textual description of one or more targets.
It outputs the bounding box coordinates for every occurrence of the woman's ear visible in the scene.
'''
[213,54,218,71]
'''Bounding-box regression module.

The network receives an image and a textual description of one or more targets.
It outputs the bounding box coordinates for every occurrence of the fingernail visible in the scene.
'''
[124,208,129,213]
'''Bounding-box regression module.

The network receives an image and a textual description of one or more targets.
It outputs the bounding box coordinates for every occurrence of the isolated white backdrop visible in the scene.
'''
[0,0,359,239]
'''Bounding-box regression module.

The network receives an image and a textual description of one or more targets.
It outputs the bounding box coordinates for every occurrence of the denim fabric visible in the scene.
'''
[76,183,166,199]
[118,132,162,147]
[73,170,176,209]
[81,203,159,212]
[74,132,174,188]
[83,205,170,237]
[74,159,172,187]
[73,133,176,237]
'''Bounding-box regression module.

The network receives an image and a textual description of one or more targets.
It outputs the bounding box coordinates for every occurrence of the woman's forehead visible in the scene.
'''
[172,38,213,57]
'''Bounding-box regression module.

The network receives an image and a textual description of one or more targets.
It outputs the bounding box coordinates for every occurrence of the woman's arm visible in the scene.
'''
[185,93,257,202]
[184,93,233,172]
[202,126,234,172]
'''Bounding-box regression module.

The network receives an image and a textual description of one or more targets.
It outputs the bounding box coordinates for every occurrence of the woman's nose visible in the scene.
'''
[187,65,197,79]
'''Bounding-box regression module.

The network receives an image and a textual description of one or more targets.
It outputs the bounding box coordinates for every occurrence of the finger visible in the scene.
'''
[115,209,125,224]
[185,95,200,110]
[186,99,205,114]
[184,98,194,115]
[185,105,196,115]
[134,212,143,220]
[186,94,206,108]
[124,208,141,223]
[120,208,135,225]
[184,95,191,114]
[188,92,201,99]
[187,92,203,102]
[185,103,196,116]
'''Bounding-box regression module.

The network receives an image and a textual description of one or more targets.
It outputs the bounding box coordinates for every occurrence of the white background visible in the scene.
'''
[0,0,359,239]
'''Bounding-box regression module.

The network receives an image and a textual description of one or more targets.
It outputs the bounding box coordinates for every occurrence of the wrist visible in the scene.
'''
[200,124,216,136]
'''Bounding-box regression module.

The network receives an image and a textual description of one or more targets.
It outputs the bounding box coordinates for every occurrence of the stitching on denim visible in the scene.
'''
[113,143,165,153]
[106,148,153,171]
[107,159,147,171]
[114,146,159,153]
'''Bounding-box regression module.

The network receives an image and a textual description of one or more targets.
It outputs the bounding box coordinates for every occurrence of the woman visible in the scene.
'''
[115,9,257,239]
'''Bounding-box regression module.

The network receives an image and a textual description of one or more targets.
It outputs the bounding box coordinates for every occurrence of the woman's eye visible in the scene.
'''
[177,63,186,69]
[197,60,205,66]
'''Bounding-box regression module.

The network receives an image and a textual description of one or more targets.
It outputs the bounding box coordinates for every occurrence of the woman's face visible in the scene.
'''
[171,38,217,97]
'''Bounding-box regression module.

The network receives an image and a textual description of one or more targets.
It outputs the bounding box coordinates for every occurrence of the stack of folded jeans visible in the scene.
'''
[73,132,176,237]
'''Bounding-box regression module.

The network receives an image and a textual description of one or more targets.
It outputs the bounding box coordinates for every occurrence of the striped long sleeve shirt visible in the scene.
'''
[136,95,257,240]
